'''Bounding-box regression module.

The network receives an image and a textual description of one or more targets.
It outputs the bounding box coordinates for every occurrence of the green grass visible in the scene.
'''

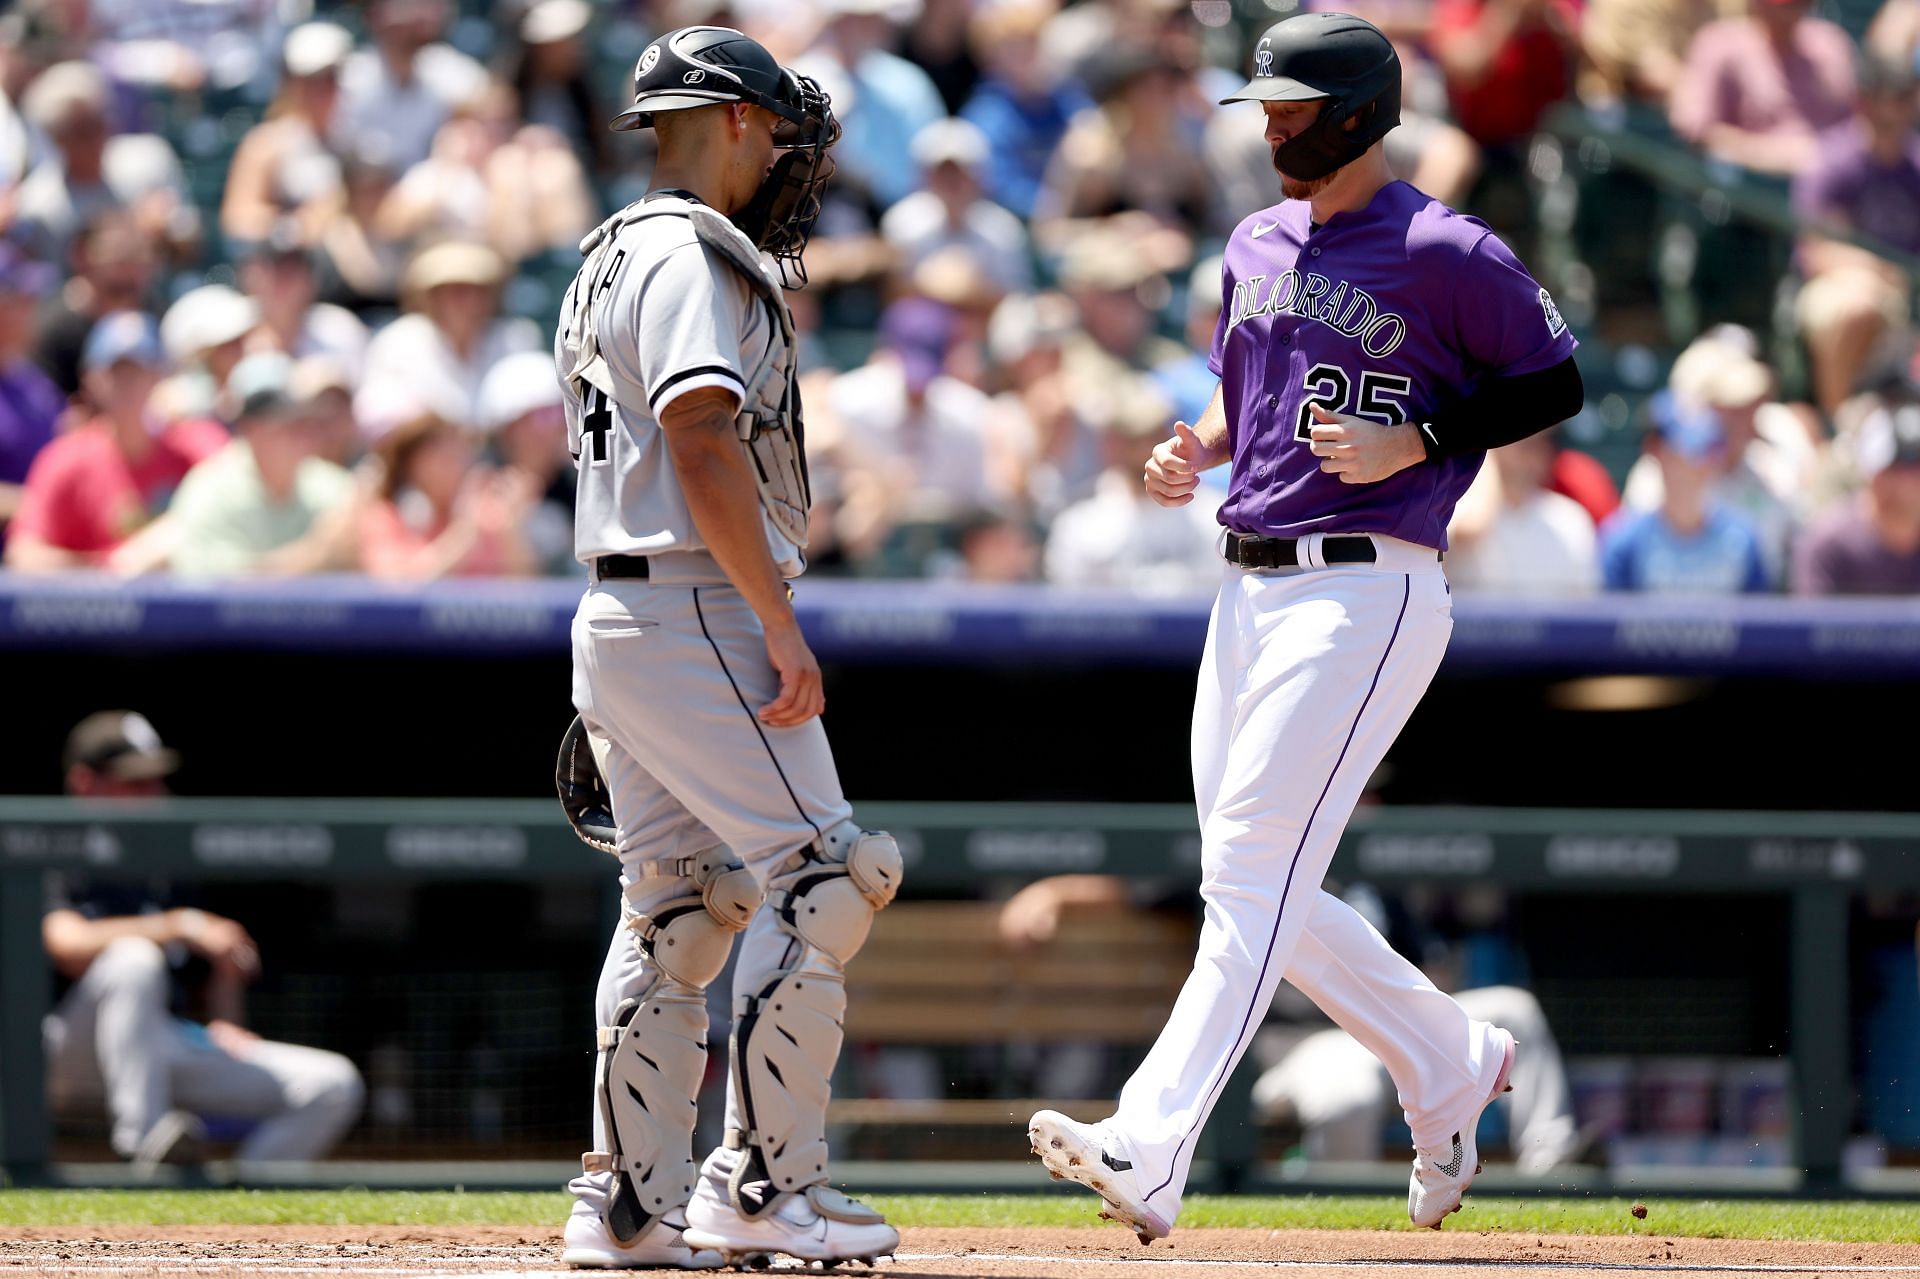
[0,1189,567,1228]
[0,1191,1916,1243]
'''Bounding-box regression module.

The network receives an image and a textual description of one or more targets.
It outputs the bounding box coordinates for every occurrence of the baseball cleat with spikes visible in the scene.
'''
[683,1175,897,1267]
[561,1198,724,1270]
[1408,1028,1517,1228]
[1027,1110,1170,1244]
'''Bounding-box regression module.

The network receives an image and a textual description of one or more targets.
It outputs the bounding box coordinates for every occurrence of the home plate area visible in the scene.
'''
[6,1228,1920,1279]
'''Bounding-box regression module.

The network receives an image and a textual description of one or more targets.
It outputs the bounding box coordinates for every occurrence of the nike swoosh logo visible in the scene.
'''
[1250,221,1280,239]
[1436,1134,1465,1178]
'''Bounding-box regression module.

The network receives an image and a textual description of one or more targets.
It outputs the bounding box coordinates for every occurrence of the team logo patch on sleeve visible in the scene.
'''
[1539,288,1567,338]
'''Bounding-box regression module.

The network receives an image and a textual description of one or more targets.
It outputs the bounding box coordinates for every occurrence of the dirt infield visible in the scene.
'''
[7,1225,1920,1278]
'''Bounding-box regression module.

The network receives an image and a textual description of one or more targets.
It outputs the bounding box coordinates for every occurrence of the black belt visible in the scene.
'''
[594,554,651,580]
[1224,532,1378,569]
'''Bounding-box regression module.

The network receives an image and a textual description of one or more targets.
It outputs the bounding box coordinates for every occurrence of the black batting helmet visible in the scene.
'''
[1221,12,1401,182]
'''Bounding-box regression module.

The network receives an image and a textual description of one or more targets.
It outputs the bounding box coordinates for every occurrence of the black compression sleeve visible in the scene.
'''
[1415,356,1585,460]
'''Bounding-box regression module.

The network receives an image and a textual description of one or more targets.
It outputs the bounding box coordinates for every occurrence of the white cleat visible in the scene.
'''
[1027,1110,1170,1245]
[683,1181,898,1268]
[562,1198,725,1269]
[1408,1028,1518,1229]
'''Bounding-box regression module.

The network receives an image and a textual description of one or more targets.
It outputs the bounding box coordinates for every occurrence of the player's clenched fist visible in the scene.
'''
[1145,421,1220,507]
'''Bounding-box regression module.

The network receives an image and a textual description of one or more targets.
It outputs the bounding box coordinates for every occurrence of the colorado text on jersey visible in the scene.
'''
[1225,269,1409,360]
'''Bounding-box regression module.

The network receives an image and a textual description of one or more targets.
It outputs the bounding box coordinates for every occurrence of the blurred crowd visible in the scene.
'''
[0,0,1917,594]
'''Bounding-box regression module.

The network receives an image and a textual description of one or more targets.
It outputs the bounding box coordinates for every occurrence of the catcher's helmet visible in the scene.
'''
[611,26,840,285]
[612,25,817,140]
[1221,12,1401,182]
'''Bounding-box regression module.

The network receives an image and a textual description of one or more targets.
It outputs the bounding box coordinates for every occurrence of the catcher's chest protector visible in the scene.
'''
[565,197,811,547]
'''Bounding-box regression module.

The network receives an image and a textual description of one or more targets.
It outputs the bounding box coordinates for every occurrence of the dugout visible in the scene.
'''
[2,576,1918,1192]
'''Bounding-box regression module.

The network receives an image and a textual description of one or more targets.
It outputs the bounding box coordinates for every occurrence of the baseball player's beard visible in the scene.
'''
[1280,169,1337,201]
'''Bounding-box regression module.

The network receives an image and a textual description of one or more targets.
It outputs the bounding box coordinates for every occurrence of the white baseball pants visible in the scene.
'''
[1111,539,1510,1226]
[568,575,855,1219]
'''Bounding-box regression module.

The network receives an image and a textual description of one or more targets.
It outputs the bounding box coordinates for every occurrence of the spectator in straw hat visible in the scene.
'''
[357,240,540,434]
[1056,227,1186,413]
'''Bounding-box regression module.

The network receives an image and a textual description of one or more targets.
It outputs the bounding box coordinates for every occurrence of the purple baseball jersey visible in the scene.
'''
[1207,180,1577,550]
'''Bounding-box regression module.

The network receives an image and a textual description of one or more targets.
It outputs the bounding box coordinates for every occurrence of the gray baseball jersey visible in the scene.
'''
[555,198,803,576]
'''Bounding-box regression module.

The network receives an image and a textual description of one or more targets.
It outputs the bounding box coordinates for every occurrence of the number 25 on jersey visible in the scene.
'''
[1293,364,1413,440]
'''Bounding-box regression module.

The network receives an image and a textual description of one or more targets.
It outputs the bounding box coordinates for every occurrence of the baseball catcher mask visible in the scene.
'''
[610,26,840,285]
[732,71,839,287]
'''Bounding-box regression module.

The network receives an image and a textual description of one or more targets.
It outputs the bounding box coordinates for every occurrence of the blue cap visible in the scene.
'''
[1649,390,1725,460]
[81,311,167,373]
[0,242,55,297]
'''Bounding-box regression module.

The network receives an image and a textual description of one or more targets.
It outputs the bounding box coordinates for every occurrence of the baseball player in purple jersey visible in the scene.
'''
[1030,11,1583,1240]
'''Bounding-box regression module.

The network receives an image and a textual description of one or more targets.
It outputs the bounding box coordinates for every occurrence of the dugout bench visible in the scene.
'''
[834,901,1199,1160]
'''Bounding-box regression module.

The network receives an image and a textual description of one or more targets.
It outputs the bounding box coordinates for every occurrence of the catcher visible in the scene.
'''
[550,25,901,1271]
